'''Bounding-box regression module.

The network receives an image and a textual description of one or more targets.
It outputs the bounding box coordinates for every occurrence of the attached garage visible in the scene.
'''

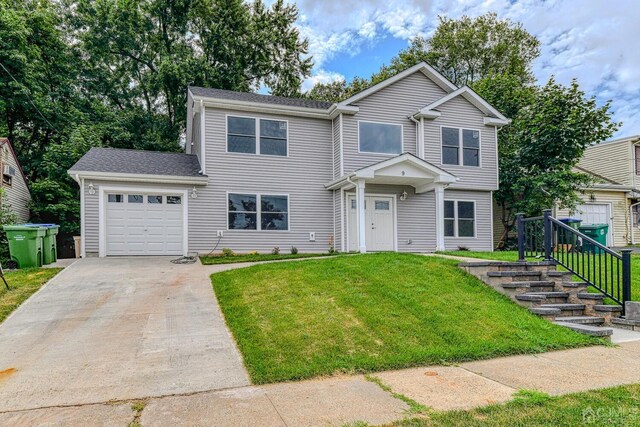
[69,148,208,257]
[104,191,185,256]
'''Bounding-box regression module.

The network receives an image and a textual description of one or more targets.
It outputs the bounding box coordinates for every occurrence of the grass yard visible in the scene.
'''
[0,268,62,323]
[388,385,640,426]
[200,252,340,265]
[440,250,640,302]
[211,253,598,384]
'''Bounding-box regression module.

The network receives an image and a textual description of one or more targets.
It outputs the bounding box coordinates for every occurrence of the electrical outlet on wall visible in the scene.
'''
[309,232,316,242]
[216,230,224,238]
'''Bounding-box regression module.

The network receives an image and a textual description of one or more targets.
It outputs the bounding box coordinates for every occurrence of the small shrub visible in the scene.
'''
[328,235,335,254]
[247,250,259,255]
[457,246,470,251]
[290,246,298,254]
[222,247,235,257]
[271,246,280,255]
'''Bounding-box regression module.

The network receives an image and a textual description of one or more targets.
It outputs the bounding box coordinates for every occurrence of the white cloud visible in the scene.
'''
[290,0,640,137]
[301,69,346,92]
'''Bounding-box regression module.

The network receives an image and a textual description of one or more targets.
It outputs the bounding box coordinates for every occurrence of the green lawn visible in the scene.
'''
[0,268,62,323]
[200,252,340,265]
[440,250,640,302]
[388,385,640,426]
[211,253,598,384]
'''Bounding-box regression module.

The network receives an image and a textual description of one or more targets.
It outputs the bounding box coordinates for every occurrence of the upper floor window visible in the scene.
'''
[359,121,403,155]
[227,116,287,156]
[442,127,480,167]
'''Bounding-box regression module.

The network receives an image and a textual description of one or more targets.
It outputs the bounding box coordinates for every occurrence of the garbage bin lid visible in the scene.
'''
[23,223,57,228]
[559,218,582,223]
[578,223,609,229]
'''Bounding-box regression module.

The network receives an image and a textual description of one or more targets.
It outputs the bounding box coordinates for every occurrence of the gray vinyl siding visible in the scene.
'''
[333,116,341,178]
[444,189,493,251]
[190,112,201,162]
[1,147,30,222]
[342,71,447,173]
[423,96,498,191]
[345,184,436,253]
[199,106,334,253]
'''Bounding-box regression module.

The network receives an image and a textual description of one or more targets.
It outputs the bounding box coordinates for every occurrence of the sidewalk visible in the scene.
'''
[2,341,640,426]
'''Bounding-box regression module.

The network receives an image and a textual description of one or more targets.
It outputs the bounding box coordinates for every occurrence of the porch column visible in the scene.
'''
[435,183,446,251]
[356,179,367,253]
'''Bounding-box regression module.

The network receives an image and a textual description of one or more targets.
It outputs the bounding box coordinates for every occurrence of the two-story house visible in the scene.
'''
[68,62,509,257]
[0,137,31,222]
[556,134,640,247]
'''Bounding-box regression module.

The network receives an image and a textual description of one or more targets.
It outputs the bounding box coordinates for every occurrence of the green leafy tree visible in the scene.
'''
[492,78,618,246]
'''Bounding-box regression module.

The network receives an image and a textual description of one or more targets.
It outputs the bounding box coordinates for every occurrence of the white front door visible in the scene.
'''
[105,193,184,255]
[348,195,395,251]
[574,203,612,246]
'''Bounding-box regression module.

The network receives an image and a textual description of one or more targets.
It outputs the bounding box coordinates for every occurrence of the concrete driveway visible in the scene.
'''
[0,257,249,412]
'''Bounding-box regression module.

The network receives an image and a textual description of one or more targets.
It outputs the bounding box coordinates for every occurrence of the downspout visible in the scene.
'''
[408,115,423,158]
[345,175,358,252]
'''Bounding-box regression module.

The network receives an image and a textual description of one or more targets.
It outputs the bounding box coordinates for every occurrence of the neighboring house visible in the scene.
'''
[68,62,509,257]
[0,138,31,222]
[555,135,640,247]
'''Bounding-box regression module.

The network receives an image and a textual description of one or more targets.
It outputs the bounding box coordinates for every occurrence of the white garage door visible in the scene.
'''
[106,193,184,255]
[574,203,612,246]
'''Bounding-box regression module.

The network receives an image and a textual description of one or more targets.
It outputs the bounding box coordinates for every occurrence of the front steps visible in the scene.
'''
[460,261,623,338]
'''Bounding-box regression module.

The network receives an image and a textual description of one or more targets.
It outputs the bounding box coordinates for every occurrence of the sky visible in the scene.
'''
[279,0,640,138]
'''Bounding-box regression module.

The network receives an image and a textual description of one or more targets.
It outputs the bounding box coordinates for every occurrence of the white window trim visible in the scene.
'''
[225,114,289,157]
[98,184,189,257]
[226,191,291,232]
[345,193,398,252]
[440,125,482,168]
[357,120,404,156]
[444,199,477,239]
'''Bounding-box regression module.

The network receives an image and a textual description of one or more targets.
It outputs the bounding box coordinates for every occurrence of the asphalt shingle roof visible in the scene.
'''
[69,147,204,177]
[189,87,334,110]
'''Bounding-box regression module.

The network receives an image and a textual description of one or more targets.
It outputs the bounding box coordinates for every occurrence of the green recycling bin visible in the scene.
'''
[558,218,582,246]
[3,225,46,268]
[24,224,59,264]
[579,224,609,254]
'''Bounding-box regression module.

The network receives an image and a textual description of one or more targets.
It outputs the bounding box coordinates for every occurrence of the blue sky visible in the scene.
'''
[282,0,640,138]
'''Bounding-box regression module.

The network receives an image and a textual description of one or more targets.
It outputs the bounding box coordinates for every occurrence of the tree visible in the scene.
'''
[491,78,618,247]
[306,13,540,101]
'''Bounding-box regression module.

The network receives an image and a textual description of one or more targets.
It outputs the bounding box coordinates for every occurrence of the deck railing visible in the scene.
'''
[517,209,632,312]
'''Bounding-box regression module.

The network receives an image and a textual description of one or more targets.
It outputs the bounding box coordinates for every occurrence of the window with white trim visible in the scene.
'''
[359,121,402,154]
[227,116,287,156]
[444,200,475,237]
[228,193,289,230]
[442,127,480,167]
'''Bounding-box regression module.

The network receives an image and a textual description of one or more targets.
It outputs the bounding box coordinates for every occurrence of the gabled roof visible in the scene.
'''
[0,137,30,187]
[189,87,333,110]
[415,86,510,125]
[68,147,208,184]
[586,134,640,149]
[337,62,458,108]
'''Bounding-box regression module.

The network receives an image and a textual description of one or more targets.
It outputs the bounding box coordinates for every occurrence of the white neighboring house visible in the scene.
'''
[69,62,509,257]
[0,138,31,222]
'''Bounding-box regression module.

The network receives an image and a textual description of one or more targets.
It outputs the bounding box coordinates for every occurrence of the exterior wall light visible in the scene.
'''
[191,187,198,199]
[400,190,408,201]
[88,182,95,195]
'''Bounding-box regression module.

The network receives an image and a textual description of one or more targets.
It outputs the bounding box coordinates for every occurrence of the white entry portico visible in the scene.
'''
[326,153,458,253]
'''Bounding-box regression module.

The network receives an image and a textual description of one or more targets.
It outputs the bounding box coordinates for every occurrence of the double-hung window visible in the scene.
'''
[358,121,403,154]
[442,127,480,167]
[444,200,475,237]
[227,116,287,156]
[228,193,289,231]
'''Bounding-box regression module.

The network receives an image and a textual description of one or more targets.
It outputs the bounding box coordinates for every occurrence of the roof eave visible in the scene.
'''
[191,94,333,119]
[68,170,209,186]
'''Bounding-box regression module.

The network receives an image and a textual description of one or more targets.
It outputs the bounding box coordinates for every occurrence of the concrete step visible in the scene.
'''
[594,305,623,313]
[576,292,604,301]
[526,291,569,303]
[502,281,555,291]
[529,307,561,316]
[547,271,573,278]
[554,316,605,325]
[487,271,542,278]
[540,303,586,316]
[553,321,613,337]
[611,318,640,331]
[516,294,546,302]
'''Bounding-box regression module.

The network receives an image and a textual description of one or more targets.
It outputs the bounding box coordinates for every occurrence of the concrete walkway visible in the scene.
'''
[3,341,640,426]
[0,257,251,413]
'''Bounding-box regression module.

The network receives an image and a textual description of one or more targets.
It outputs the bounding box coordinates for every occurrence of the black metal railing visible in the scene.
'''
[517,209,632,312]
